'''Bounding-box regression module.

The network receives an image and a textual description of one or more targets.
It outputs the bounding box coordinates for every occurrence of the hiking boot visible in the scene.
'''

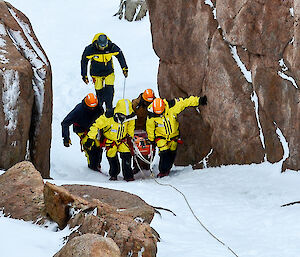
[88,164,102,173]
[124,177,135,182]
[109,176,118,181]
[157,170,170,178]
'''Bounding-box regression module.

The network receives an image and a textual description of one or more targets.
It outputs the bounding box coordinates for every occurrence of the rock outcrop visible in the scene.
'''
[0,1,52,178]
[114,0,148,21]
[146,0,300,171]
[44,182,158,257]
[0,161,158,257]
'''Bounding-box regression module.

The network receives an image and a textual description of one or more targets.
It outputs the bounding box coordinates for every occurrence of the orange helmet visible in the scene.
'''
[142,89,155,102]
[152,98,165,114]
[84,93,98,108]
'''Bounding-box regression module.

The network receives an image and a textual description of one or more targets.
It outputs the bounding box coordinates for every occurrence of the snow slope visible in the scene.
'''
[1,0,300,256]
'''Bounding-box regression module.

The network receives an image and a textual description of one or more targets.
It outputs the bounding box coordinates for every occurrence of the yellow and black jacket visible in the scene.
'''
[146,96,200,142]
[87,99,136,142]
[81,33,128,78]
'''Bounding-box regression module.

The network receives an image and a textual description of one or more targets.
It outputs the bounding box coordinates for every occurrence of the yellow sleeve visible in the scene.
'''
[172,96,200,115]
[146,117,156,142]
[127,119,135,138]
[87,115,107,139]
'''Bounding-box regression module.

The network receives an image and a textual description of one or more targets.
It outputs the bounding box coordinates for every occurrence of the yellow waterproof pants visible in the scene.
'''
[106,139,131,158]
[92,72,115,90]
[156,138,178,153]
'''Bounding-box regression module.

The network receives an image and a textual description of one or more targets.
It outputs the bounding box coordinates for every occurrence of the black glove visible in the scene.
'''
[63,138,71,147]
[82,76,89,84]
[199,95,207,106]
[122,67,128,78]
[83,138,94,150]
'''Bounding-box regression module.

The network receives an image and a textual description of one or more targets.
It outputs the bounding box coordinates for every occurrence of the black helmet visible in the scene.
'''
[97,34,108,48]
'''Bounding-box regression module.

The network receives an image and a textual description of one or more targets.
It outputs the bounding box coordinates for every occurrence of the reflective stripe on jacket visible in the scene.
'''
[81,33,127,77]
[87,99,135,141]
[146,96,199,142]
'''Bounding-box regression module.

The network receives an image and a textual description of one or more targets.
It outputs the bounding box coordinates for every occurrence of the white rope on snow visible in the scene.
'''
[132,140,239,257]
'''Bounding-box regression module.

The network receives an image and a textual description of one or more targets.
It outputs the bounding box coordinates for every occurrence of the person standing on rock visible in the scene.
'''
[61,93,104,172]
[84,99,137,181]
[81,33,128,110]
[146,95,207,178]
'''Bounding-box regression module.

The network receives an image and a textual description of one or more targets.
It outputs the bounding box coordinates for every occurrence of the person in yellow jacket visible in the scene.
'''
[146,95,207,178]
[81,33,128,109]
[84,99,137,181]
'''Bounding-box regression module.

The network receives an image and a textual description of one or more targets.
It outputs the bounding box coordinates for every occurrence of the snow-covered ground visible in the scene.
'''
[1,1,300,256]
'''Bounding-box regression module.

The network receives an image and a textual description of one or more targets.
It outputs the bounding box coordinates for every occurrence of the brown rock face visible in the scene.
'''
[0,2,52,178]
[54,234,121,257]
[147,0,300,171]
[0,161,45,222]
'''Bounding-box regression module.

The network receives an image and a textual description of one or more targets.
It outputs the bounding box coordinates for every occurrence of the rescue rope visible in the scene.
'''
[132,141,239,257]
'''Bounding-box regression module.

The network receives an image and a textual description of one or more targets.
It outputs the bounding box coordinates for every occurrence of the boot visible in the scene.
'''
[88,164,102,173]
[124,177,135,182]
[157,170,170,178]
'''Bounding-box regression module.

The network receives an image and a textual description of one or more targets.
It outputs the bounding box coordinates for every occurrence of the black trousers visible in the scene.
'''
[87,145,103,170]
[107,152,133,180]
[96,85,114,110]
[159,149,177,174]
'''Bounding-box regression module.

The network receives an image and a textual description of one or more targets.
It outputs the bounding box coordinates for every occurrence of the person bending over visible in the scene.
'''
[61,93,104,172]
[146,95,207,178]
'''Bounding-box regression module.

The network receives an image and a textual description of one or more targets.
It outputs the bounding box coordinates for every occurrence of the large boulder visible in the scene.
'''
[0,1,52,178]
[68,212,157,257]
[54,234,121,257]
[146,0,300,171]
[0,161,45,222]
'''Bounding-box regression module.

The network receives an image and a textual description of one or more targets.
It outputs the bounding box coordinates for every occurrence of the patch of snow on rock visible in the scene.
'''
[8,8,48,65]
[0,24,9,64]
[1,69,20,133]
